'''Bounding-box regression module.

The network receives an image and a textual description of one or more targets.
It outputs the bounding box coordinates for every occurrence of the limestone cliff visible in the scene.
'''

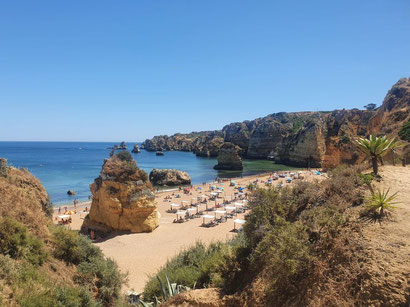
[214,142,243,170]
[142,78,410,168]
[84,152,159,233]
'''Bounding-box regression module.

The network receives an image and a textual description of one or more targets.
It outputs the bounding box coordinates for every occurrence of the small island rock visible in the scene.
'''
[67,190,76,195]
[149,169,191,186]
[132,143,141,153]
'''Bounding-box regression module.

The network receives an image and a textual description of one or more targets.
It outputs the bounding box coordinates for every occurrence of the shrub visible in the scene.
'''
[250,218,312,302]
[116,151,133,162]
[0,218,47,265]
[51,226,102,265]
[75,257,124,306]
[143,239,245,301]
[51,226,125,306]
[398,120,410,141]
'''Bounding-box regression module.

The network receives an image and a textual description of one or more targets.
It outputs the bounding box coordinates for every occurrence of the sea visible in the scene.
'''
[0,142,299,205]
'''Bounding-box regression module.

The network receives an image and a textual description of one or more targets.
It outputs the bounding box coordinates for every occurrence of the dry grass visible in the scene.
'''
[0,167,50,238]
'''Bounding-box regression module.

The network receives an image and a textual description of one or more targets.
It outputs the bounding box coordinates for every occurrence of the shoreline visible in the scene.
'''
[53,168,320,293]
[51,167,307,207]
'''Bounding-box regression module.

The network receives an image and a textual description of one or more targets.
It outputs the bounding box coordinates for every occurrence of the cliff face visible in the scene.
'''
[0,159,51,238]
[85,152,159,233]
[142,78,410,167]
[214,142,243,170]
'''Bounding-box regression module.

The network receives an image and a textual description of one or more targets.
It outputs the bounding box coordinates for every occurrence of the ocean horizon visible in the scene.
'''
[0,141,299,205]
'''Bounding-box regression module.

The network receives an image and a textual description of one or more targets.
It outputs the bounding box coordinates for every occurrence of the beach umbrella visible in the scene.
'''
[233,202,244,207]
[202,214,214,225]
[214,210,226,217]
[170,203,180,210]
[233,218,246,230]
[225,206,236,211]
[187,208,196,215]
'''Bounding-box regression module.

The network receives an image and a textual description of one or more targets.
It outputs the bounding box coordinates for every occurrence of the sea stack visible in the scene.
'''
[132,143,141,153]
[149,169,191,186]
[83,151,159,233]
[214,142,243,170]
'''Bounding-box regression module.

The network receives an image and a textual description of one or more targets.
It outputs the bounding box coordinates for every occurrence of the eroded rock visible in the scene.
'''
[214,142,243,170]
[84,152,159,233]
[149,169,191,186]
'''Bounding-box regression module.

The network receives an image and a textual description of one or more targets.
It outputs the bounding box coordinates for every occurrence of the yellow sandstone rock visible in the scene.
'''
[84,152,159,233]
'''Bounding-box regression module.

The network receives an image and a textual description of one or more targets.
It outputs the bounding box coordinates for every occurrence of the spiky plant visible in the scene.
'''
[138,274,191,306]
[355,135,397,175]
[366,189,399,216]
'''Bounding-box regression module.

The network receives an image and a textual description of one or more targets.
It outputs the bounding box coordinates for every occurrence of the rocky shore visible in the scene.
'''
[142,78,410,168]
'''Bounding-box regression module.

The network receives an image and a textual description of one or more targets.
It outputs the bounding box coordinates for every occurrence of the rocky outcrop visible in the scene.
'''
[214,142,243,170]
[149,169,191,186]
[67,190,76,195]
[131,143,140,153]
[84,152,158,233]
[142,78,410,168]
[0,158,7,177]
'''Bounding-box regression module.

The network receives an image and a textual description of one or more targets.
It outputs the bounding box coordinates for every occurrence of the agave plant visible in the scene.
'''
[366,189,399,216]
[138,274,191,306]
[355,135,397,175]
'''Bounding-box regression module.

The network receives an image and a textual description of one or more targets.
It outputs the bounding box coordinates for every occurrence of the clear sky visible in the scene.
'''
[0,1,409,142]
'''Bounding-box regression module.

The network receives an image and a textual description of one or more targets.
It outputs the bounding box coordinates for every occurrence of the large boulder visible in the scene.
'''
[214,142,243,170]
[84,151,159,233]
[149,169,191,186]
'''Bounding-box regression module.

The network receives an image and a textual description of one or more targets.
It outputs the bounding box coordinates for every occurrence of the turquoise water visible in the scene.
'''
[0,142,298,205]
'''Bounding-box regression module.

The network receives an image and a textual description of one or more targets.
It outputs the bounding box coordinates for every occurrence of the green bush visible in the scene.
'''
[116,151,133,162]
[51,226,125,306]
[0,218,47,265]
[143,239,245,301]
[51,226,102,265]
[398,120,410,141]
[75,257,124,306]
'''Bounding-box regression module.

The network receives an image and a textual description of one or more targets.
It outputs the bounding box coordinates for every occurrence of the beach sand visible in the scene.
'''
[53,170,320,293]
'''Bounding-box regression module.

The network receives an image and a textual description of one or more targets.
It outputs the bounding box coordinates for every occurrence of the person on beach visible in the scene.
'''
[58,207,61,214]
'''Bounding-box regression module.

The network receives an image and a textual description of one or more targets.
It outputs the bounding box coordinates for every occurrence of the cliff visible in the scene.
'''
[142,78,410,168]
[0,159,125,305]
[84,151,159,233]
[214,142,243,170]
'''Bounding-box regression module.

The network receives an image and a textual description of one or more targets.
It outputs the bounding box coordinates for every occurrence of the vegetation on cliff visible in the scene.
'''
[0,162,126,306]
[143,78,410,168]
[143,164,409,306]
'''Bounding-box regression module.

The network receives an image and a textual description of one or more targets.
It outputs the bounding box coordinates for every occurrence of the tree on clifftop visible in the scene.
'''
[355,135,397,175]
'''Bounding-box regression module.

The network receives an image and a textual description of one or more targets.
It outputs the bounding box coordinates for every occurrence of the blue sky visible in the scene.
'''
[0,0,409,142]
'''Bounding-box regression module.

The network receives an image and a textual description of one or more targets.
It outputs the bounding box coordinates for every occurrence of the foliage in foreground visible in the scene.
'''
[143,165,370,306]
[355,135,397,175]
[366,189,399,216]
[51,226,126,306]
[143,236,246,301]
[398,120,410,142]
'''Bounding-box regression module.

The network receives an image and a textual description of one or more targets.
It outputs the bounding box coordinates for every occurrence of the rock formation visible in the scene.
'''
[214,142,243,170]
[142,78,410,168]
[67,190,76,195]
[119,141,127,149]
[84,152,159,233]
[149,169,191,186]
[131,143,141,153]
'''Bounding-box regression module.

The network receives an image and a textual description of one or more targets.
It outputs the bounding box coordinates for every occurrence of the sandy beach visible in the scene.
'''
[53,170,320,293]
